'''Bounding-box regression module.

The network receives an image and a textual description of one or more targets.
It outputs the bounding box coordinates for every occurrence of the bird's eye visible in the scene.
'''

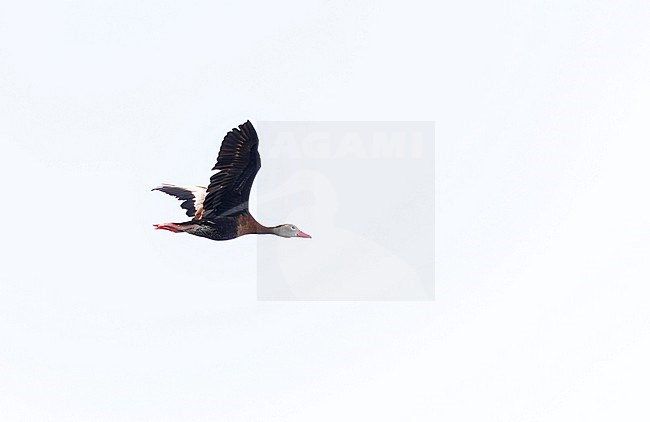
[290,226,296,230]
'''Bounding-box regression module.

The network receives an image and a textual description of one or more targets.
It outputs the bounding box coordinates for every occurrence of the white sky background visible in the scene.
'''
[1,0,649,421]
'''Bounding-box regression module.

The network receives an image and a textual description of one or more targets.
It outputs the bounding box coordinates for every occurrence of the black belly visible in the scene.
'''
[185,218,239,241]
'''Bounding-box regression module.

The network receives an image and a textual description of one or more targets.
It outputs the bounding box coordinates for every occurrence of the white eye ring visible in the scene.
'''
[290,226,296,230]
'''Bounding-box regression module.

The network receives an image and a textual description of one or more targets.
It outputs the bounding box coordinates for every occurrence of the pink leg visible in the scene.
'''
[153,223,183,233]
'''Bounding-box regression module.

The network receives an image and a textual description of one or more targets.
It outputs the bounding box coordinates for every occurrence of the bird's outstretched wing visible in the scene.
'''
[201,121,261,220]
[151,184,207,218]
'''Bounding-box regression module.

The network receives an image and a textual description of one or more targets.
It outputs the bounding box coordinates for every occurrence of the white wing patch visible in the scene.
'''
[153,184,207,219]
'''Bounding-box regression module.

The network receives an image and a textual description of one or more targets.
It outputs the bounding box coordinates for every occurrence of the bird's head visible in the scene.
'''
[273,224,312,238]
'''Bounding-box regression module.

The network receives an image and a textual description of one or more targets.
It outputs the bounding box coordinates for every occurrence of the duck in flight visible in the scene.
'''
[153,121,311,241]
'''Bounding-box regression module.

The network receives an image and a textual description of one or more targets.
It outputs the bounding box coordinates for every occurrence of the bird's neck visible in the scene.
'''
[258,225,278,235]
[245,214,278,235]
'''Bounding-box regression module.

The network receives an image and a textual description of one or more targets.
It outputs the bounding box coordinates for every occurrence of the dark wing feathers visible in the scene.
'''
[152,184,206,218]
[201,121,261,219]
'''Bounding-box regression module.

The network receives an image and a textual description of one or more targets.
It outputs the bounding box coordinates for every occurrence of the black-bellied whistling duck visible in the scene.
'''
[153,121,311,241]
